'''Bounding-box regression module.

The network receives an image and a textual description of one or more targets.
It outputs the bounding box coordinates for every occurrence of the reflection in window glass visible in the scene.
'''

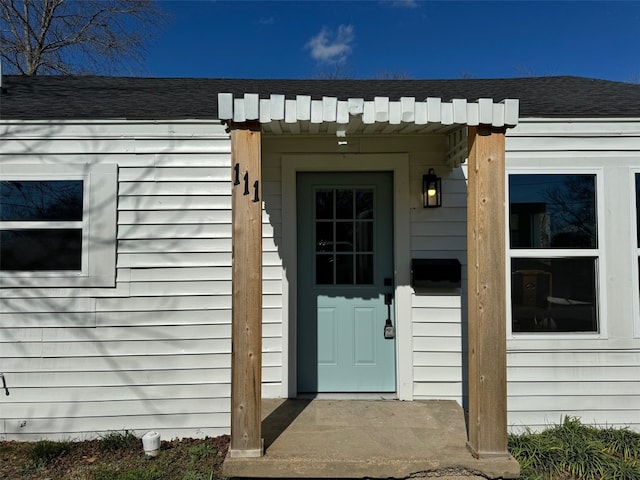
[0,180,83,221]
[356,190,373,219]
[336,222,353,252]
[0,229,82,271]
[356,254,373,284]
[315,190,333,220]
[511,257,598,333]
[509,174,596,249]
[356,222,373,252]
[316,222,333,252]
[336,190,353,219]
[316,255,333,284]
[335,254,354,284]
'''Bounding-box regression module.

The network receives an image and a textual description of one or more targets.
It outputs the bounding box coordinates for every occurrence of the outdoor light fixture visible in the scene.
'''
[422,168,442,208]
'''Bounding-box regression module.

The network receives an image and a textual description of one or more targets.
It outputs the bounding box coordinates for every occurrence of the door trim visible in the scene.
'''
[281,154,412,400]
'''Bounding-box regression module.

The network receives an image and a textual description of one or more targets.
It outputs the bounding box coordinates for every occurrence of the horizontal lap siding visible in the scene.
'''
[409,141,467,403]
[508,350,640,431]
[506,119,640,432]
[0,120,239,440]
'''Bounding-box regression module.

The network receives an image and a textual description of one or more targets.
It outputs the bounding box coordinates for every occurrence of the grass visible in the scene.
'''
[0,432,229,480]
[3,418,639,480]
[509,416,640,480]
[97,430,139,452]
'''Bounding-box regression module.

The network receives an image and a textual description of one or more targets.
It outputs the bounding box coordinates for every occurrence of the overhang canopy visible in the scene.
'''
[218,93,519,136]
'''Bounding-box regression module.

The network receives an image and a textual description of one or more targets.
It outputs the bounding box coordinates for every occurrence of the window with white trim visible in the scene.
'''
[508,173,600,333]
[634,173,640,324]
[0,164,117,288]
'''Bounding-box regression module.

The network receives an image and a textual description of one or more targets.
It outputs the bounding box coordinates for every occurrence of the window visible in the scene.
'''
[508,173,600,333]
[635,173,640,330]
[315,187,374,285]
[0,164,117,287]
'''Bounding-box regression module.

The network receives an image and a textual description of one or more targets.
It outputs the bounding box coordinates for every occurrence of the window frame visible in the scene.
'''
[630,168,640,339]
[0,163,117,288]
[506,167,607,339]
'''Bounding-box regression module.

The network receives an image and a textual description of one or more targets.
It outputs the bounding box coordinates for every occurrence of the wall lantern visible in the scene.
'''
[422,168,442,208]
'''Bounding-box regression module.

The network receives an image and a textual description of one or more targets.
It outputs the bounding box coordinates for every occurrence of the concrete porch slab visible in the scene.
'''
[223,399,520,479]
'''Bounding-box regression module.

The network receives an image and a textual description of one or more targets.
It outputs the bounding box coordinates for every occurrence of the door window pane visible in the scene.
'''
[511,257,597,332]
[335,254,354,284]
[336,222,353,252]
[336,190,353,219]
[355,222,373,252]
[0,229,82,271]
[315,187,375,286]
[316,222,333,252]
[509,174,596,249]
[1,180,83,221]
[316,255,333,284]
[316,190,333,220]
[356,190,373,219]
[356,254,374,284]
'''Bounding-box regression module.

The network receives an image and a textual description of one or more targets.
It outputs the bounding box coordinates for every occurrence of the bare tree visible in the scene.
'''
[0,0,165,75]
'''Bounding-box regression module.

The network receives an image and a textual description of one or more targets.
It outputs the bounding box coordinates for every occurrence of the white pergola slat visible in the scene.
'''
[218,93,520,130]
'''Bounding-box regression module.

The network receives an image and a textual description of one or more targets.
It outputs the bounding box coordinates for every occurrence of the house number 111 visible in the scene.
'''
[233,163,260,203]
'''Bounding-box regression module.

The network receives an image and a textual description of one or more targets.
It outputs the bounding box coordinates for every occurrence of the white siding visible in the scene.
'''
[505,119,640,431]
[3,116,639,440]
[0,120,234,440]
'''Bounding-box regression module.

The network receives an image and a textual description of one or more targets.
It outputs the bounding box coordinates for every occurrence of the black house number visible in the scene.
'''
[233,163,260,203]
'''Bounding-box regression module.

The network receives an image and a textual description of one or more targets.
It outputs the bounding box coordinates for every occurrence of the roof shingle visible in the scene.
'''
[1,75,639,120]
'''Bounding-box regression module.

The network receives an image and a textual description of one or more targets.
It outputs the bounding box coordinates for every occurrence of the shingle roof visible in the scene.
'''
[1,75,639,120]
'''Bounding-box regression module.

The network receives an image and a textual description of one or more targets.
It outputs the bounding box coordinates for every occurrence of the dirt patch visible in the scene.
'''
[1,435,229,480]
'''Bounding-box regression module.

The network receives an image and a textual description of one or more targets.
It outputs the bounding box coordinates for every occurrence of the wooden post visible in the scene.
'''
[229,122,263,458]
[466,125,508,458]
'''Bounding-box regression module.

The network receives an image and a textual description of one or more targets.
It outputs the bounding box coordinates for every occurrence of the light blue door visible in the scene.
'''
[297,172,396,393]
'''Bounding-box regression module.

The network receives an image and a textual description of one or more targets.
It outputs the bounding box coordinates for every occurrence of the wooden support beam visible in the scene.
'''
[229,122,263,458]
[466,125,508,458]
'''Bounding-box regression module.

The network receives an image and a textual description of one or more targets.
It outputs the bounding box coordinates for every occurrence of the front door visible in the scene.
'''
[297,172,396,393]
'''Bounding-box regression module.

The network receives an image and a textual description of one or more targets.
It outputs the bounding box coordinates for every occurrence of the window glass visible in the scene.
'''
[315,190,333,220]
[0,229,82,271]
[636,173,640,247]
[511,257,598,332]
[0,163,117,287]
[509,174,596,249]
[1,180,83,221]
[509,173,599,334]
[314,187,375,285]
[316,255,333,284]
[336,189,353,219]
[355,190,373,219]
[0,180,84,272]
[316,222,333,252]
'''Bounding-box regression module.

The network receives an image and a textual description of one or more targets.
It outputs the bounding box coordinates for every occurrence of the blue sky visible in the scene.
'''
[144,1,640,82]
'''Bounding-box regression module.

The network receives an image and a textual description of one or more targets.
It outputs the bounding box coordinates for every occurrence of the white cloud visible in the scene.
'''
[305,25,354,63]
[259,17,275,25]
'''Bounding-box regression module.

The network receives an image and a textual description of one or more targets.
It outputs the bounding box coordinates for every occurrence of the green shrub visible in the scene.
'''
[509,417,640,480]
